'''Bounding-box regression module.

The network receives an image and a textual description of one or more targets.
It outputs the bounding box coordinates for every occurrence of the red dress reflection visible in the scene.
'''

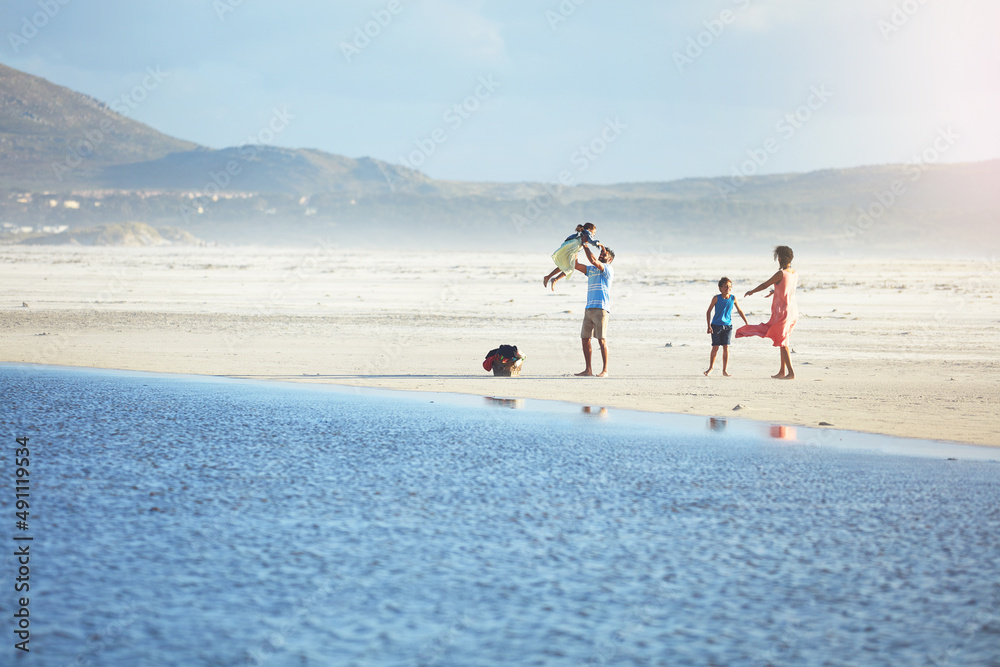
[769,424,797,440]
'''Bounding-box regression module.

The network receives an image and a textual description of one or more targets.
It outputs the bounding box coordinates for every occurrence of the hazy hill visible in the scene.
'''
[0,63,198,189]
[99,145,433,196]
[0,64,432,195]
[18,222,202,246]
[1,64,997,255]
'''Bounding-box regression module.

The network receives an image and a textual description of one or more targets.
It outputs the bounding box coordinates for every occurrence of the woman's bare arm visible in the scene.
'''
[744,270,783,297]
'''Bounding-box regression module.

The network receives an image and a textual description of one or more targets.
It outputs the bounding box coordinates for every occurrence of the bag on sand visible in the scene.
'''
[482,345,524,374]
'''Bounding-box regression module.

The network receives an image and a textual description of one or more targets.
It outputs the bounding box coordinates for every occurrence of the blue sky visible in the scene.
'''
[2,0,998,184]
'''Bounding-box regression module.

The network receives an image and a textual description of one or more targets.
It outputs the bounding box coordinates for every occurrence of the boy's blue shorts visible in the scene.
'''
[711,324,732,346]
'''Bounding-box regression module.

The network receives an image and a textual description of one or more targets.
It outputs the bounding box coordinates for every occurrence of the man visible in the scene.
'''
[573,243,615,377]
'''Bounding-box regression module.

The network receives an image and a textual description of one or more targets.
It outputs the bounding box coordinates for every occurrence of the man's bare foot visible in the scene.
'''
[782,373,795,380]
[596,370,608,377]
[575,369,594,376]
[772,372,786,379]
[543,276,549,287]
[723,371,732,377]
[703,368,712,376]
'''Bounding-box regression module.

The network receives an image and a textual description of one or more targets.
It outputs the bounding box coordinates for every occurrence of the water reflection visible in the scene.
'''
[484,397,525,410]
[707,417,728,432]
[582,406,609,418]
[769,424,797,440]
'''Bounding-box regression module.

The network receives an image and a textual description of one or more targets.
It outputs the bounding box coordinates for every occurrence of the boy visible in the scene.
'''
[704,277,748,376]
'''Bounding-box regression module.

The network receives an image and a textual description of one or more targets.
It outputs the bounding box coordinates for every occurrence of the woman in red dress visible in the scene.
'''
[736,245,798,379]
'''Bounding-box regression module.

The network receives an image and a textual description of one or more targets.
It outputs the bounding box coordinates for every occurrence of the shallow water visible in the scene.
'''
[2,364,999,666]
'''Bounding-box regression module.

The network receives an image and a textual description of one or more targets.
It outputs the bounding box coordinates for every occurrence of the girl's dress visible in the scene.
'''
[551,230,599,278]
[736,269,798,347]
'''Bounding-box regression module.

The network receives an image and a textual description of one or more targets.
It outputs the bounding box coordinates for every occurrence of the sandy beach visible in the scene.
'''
[2,245,998,446]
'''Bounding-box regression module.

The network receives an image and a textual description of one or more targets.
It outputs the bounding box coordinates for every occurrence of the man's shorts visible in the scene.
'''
[581,308,609,339]
[711,324,732,346]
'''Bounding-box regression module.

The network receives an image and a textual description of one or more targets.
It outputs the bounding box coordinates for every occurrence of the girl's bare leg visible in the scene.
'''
[549,272,564,291]
[543,267,561,287]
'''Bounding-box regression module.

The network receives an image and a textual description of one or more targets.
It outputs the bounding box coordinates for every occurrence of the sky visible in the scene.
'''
[2,0,999,184]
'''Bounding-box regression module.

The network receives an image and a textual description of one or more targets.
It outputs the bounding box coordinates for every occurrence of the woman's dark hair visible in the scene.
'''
[773,245,794,268]
[718,276,731,290]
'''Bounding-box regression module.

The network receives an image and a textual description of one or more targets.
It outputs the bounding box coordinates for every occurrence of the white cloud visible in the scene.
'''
[735,0,863,33]
[414,0,507,64]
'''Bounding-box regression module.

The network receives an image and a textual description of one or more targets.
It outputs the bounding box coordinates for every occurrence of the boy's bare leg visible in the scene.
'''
[722,346,731,376]
[575,338,594,376]
[596,338,609,377]
[704,346,719,375]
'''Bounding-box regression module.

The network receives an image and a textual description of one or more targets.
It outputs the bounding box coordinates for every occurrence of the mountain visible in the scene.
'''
[0,64,432,195]
[0,63,198,189]
[98,145,433,197]
[1,63,998,255]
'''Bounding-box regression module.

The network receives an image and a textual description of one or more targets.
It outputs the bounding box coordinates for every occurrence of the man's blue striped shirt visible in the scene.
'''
[586,264,613,311]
